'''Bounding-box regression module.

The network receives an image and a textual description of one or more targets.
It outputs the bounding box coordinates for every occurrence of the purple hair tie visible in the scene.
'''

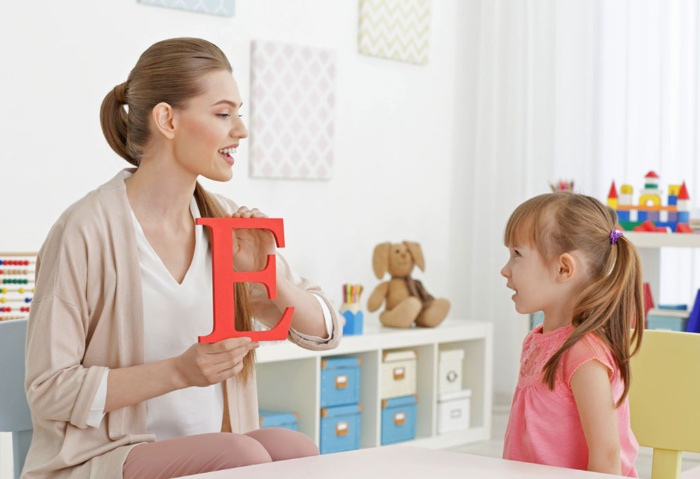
[609,229,624,245]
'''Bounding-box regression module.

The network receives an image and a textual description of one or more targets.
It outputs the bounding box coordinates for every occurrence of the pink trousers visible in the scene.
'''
[122,428,318,479]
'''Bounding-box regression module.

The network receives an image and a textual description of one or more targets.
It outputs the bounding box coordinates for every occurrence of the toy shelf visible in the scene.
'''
[624,232,700,249]
[625,232,700,305]
[255,319,494,450]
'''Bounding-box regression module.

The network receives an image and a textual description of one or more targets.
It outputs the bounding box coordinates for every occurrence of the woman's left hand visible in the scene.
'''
[231,206,276,272]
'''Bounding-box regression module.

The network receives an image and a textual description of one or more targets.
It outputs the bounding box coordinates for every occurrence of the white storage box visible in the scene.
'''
[381,349,417,399]
[438,349,464,393]
[437,389,471,434]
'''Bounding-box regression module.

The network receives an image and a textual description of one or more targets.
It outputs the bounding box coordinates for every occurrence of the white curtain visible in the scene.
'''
[454,0,700,400]
[452,0,557,402]
[553,0,700,306]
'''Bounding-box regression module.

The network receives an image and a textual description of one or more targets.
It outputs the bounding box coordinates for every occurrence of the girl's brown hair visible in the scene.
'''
[99,37,255,382]
[504,191,644,406]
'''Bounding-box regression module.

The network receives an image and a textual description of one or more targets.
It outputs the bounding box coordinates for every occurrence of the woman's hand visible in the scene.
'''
[231,206,276,272]
[174,337,259,388]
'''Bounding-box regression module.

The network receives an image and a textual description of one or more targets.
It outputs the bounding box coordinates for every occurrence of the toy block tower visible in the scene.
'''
[608,173,692,232]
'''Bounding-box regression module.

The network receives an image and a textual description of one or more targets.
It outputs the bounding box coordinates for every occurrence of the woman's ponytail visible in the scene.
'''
[100,82,136,166]
[193,182,256,384]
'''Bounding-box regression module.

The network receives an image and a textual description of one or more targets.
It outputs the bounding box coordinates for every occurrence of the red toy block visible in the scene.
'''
[633,220,668,233]
[676,223,693,233]
[195,217,294,343]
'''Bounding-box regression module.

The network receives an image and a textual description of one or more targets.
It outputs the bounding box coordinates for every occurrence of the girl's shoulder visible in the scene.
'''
[561,331,615,384]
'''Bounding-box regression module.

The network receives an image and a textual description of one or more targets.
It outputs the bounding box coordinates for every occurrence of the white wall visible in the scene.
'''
[0,2,468,475]
[0,0,490,440]
[0,0,460,309]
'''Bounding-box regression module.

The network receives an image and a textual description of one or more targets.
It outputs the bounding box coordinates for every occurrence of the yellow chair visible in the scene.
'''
[629,329,700,479]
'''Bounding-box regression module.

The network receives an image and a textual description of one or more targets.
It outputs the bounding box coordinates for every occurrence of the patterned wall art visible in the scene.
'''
[249,40,336,180]
[358,0,431,65]
[137,0,235,17]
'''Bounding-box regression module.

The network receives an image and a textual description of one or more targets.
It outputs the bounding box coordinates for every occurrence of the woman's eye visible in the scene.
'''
[217,113,231,118]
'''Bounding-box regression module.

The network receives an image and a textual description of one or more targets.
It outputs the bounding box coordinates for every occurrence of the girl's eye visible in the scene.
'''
[513,249,521,257]
[217,113,231,118]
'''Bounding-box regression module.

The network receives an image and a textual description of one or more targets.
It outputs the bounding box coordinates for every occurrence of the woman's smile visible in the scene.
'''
[218,146,237,166]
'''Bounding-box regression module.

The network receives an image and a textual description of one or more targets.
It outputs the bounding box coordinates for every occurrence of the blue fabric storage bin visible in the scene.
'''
[320,404,362,454]
[258,408,298,430]
[320,356,361,408]
[381,395,417,445]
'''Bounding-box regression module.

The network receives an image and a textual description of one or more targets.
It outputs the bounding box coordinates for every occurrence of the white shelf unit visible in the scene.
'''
[255,319,494,450]
[625,232,700,303]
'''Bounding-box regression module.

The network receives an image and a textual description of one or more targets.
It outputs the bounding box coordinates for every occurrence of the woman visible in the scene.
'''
[24,37,341,478]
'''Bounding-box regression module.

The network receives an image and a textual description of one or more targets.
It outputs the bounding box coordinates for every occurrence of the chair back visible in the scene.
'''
[629,329,700,479]
[0,319,32,479]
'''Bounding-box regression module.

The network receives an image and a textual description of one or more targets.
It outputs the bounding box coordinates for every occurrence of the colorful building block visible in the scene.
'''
[607,172,692,233]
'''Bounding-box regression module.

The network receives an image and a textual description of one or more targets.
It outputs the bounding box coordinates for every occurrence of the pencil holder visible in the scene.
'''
[341,302,364,336]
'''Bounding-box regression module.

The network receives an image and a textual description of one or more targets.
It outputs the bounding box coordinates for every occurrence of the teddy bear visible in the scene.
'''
[367,241,450,328]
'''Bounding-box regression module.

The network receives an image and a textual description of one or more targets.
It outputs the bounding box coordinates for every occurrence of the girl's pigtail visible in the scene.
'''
[543,233,643,407]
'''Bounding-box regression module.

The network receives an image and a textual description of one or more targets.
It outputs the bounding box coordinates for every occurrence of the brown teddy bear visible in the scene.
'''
[367,241,450,328]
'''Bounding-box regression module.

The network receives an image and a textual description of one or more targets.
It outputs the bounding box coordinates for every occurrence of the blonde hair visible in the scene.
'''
[504,192,644,406]
[99,38,255,382]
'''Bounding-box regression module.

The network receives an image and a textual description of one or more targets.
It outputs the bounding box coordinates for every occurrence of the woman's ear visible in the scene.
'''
[556,253,577,283]
[151,102,176,140]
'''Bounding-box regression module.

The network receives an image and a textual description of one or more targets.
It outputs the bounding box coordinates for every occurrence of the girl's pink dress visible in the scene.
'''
[503,324,639,477]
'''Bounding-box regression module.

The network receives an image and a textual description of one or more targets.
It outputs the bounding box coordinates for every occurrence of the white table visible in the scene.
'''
[180,445,621,478]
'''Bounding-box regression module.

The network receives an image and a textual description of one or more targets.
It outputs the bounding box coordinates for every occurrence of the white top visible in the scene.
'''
[136,198,223,440]
[87,192,334,434]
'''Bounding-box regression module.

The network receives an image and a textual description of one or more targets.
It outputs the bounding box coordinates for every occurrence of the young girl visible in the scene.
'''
[23,38,341,479]
[500,191,644,476]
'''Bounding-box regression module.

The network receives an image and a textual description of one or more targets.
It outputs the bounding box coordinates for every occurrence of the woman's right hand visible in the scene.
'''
[174,337,259,388]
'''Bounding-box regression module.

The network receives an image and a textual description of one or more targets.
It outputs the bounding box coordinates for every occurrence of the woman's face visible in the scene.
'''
[172,69,248,182]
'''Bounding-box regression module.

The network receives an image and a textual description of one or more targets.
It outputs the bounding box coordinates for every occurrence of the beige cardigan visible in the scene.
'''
[23,170,341,478]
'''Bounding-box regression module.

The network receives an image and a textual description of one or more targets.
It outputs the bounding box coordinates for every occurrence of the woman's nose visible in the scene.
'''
[233,117,249,139]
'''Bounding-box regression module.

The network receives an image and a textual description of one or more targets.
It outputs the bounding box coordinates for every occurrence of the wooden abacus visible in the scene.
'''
[0,252,36,322]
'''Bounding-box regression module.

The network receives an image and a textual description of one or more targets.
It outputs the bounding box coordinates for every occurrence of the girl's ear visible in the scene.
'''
[556,252,577,282]
[152,102,176,140]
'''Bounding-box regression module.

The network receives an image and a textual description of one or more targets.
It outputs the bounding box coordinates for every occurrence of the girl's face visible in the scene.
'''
[172,70,248,182]
[501,241,559,315]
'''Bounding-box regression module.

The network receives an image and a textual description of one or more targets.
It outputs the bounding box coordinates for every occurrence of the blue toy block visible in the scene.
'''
[668,195,678,206]
[657,222,677,231]
[638,211,648,222]
[678,211,690,223]
[617,210,630,222]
